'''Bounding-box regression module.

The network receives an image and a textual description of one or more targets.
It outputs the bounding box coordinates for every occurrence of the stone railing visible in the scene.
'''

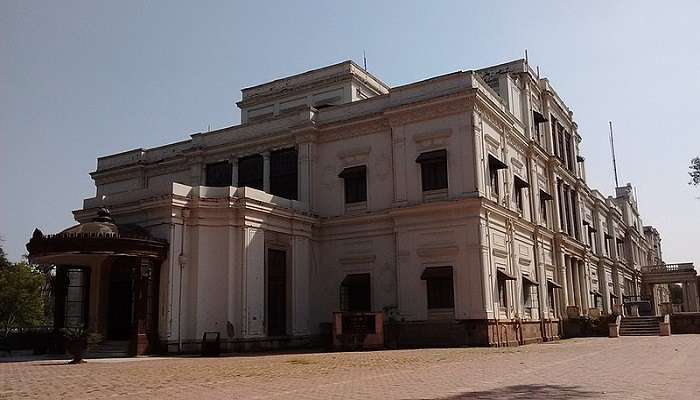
[641,263,695,274]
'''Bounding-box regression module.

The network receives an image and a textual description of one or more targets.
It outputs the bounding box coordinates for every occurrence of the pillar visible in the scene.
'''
[243,227,265,337]
[565,255,575,306]
[578,260,589,312]
[599,263,610,313]
[687,280,699,312]
[262,151,271,193]
[297,142,312,211]
[231,157,238,187]
[557,251,569,317]
[572,258,582,311]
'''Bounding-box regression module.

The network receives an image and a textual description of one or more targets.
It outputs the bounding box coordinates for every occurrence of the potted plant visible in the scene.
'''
[62,327,88,364]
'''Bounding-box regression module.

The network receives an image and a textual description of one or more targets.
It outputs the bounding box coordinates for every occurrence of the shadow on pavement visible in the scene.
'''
[414,384,603,399]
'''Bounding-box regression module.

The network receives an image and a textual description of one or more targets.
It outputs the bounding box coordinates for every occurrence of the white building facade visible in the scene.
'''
[29,59,664,352]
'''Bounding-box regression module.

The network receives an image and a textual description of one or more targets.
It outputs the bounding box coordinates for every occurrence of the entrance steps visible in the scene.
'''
[620,316,661,336]
[86,340,130,358]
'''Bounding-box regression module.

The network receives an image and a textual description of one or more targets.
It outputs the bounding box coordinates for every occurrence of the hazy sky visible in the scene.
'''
[1,1,699,264]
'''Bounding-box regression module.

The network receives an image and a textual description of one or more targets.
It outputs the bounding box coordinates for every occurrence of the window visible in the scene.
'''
[547,279,562,316]
[205,161,232,187]
[490,168,500,198]
[421,267,454,309]
[513,175,528,213]
[270,148,298,199]
[340,273,371,312]
[604,235,611,256]
[532,110,547,143]
[616,239,625,260]
[339,166,367,204]
[539,190,552,226]
[551,118,559,157]
[238,154,264,190]
[488,155,508,199]
[565,132,574,171]
[497,268,516,310]
[64,267,90,328]
[522,274,539,318]
[498,279,508,309]
[547,285,555,313]
[416,150,447,191]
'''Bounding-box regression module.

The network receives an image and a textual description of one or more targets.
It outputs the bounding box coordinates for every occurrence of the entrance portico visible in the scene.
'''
[26,208,167,355]
[641,263,699,315]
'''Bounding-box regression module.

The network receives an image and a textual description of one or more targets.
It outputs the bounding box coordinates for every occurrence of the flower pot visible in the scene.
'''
[66,338,87,364]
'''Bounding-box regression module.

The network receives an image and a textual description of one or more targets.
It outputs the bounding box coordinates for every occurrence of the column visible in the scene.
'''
[262,151,271,193]
[243,227,265,337]
[559,184,568,234]
[578,260,589,312]
[565,255,575,306]
[231,157,238,187]
[599,262,610,313]
[297,142,312,210]
[571,258,582,311]
[688,280,699,312]
[558,250,569,316]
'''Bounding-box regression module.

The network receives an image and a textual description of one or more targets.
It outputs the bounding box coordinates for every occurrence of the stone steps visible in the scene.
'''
[620,317,661,336]
[86,340,130,358]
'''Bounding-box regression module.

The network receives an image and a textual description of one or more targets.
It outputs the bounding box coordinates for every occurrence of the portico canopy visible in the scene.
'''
[26,208,167,264]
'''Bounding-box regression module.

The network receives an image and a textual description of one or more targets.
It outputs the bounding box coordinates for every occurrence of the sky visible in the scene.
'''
[1,1,699,264]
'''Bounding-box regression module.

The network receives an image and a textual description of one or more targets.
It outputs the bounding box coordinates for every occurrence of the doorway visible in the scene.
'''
[107,262,133,340]
[267,249,287,336]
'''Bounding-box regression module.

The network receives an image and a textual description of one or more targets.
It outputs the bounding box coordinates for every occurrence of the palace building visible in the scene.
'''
[28,59,691,355]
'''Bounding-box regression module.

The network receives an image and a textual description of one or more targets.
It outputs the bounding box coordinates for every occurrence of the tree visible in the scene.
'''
[0,245,45,337]
[689,157,700,186]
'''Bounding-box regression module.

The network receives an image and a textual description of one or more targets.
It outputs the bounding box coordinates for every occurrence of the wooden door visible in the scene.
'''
[267,249,287,336]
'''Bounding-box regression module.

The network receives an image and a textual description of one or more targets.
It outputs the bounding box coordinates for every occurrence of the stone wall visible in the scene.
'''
[670,313,700,334]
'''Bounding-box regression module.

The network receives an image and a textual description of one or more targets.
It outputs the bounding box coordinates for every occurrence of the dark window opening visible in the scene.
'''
[270,148,298,199]
[416,150,448,191]
[205,161,232,187]
[490,168,500,198]
[513,175,528,213]
[64,267,90,329]
[421,267,454,309]
[533,110,547,143]
[515,186,524,211]
[339,166,367,204]
[488,155,508,198]
[340,273,371,312]
[547,285,555,311]
[522,274,539,316]
[616,239,625,260]
[238,154,264,190]
[267,249,287,336]
[498,278,508,309]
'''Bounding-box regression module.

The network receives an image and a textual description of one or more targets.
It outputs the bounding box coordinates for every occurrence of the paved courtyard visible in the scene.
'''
[1,335,699,399]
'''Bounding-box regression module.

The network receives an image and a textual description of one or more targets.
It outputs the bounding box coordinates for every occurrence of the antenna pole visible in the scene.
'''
[609,121,620,188]
[363,50,367,70]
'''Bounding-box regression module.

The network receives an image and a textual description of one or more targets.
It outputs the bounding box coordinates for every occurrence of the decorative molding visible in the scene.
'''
[417,245,459,258]
[338,146,371,166]
[492,248,509,258]
[339,254,376,265]
[413,129,452,151]
[318,118,389,143]
[385,95,472,126]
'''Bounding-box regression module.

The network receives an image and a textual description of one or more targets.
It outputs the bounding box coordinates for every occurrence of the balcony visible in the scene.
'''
[641,263,695,274]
